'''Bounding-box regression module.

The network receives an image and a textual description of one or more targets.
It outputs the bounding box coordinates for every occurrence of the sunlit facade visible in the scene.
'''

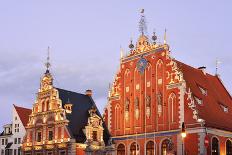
[104,13,232,155]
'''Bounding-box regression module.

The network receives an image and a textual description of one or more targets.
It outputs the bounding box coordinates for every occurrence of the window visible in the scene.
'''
[130,142,139,155]
[117,144,125,155]
[212,137,219,155]
[15,117,17,121]
[1,150,4,155]
[15,124,19,133]
[17,148,20,155]
[5,138,8,145]
[59,151,66,155]
[14,138,17,144]
[18,138,21,144]
[161,139,173,155]
[226,140,232,155]
[146,141,154,155]
[1,139,4,145]
[168,93,177,123]
[48,131,53,141]
[14,149,17,155]
[37,132,42,142]
[92,131,97,141]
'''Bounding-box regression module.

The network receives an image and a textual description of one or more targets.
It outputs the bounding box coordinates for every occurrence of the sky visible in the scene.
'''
[0,1,231,128]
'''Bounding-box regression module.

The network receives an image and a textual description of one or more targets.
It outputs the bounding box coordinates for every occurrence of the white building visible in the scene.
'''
[0,105,31,155]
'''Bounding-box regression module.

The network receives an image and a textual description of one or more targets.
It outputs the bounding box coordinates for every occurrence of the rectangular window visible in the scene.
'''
[1,139,4,145]
[18,138,21,144]
[17,148,20,155]
[37,132,42,142]
[48,131,53,141]
[1,149,4,155]
[14,149,17,155]
[14,138,17,144]
[5,138,8,145]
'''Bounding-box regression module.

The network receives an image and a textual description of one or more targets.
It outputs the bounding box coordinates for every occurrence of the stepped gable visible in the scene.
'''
[56,88,111,144]
[13,105,32,127]
[175,60,232,131]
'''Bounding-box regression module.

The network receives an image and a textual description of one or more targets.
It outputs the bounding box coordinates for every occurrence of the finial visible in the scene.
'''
[129,39,134,50]
[216,59,222,75]
[152,30,157,44]
[45,46,51,73]
[164,28,167,44]
[138,9,147,35]
[120,46,124,59]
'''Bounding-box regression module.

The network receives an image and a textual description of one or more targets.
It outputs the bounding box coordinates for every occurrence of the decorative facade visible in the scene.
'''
[21,65,114,154]
[104,12,232,155]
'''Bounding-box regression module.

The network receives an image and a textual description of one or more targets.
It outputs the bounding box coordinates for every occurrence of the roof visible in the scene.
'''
[14,105,32,127]
[175,60,232,131]
[57,88,111,144]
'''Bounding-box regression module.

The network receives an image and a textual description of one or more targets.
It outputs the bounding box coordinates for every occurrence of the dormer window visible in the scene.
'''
[64,104,73,114]
[194,96,203,105]
[219,104,228,113]
[198,85,207,96]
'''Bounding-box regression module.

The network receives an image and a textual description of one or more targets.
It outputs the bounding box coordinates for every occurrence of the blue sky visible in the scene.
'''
[0,1,231,128]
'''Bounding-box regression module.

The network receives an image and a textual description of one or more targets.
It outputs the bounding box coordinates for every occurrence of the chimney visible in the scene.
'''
[198,66,206,75]
[85,89,93,97]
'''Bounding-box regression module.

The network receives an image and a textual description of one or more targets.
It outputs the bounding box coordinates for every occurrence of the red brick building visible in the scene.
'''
[104,14,232,155]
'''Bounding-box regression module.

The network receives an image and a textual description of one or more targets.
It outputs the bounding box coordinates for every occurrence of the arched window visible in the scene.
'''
[115,104,121,130]
[161,139,173,155]
[42,101,45,112]
[226,140,232,155]
[135,97,140,120]
[212,137,219,155]
[117,144,125,155]
[168,93,177,123]
[130,142,139,155]
[146,141,154,155]
[46,100,50,111]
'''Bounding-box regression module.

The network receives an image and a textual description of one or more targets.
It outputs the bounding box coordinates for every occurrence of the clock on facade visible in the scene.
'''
[136,56,148,74]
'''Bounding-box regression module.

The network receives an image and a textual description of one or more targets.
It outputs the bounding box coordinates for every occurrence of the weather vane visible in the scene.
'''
[139,9,147,35]
[45,46,51,73]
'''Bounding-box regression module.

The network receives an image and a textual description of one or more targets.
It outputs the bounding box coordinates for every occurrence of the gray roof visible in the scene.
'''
[57,88,111,145]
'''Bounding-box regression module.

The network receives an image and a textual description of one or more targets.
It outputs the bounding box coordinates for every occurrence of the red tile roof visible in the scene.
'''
[175,60,232,131]
[13,105,32,127]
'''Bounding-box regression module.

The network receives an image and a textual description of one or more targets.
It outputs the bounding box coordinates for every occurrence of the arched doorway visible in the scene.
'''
[117,144,125,155]
[226,140,232,155]
[130,142,139,155]
[146,141,154,155]
[212,137,219,155]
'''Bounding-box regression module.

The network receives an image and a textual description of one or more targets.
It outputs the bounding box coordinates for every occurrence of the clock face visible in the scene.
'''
[137,57,148,74]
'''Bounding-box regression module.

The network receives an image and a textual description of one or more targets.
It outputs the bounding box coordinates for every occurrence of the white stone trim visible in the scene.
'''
[178,82,186,128]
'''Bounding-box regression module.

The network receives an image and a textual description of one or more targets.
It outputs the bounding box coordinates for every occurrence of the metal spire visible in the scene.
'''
[45,46,51,73]
[138,9,147,35]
